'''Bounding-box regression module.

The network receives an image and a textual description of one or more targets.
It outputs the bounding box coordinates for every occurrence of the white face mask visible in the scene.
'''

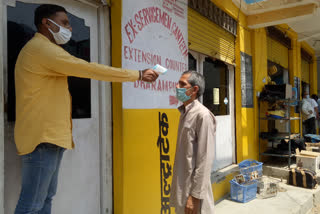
[47,19,72,45]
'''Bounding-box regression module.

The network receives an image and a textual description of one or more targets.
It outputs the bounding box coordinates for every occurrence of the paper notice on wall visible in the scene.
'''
[213,88,219,105]
[122,0,188,109]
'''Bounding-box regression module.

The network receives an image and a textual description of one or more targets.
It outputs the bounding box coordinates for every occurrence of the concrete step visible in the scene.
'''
[215,158,320,214]
[215,178,320,214]
[263,158,320,184]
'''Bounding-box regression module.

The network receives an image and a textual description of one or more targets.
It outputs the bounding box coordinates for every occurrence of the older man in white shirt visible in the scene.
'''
[170,71,216,214]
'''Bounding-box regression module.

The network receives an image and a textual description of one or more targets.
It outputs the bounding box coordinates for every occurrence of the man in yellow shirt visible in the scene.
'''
[14,4,158,214]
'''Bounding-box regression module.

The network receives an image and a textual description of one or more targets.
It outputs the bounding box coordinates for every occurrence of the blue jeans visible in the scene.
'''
[14,143,65,214]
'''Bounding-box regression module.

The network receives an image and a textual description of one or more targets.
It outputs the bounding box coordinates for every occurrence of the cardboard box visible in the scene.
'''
[296,155,320,173]
[285,84,292,99]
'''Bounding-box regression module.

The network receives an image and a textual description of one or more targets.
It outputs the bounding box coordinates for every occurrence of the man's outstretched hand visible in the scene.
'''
[140,69,159,82]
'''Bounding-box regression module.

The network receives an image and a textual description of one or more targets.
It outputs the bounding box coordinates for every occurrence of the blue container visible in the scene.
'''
[239,159,263,178]
[304,134,320,143]
[291,87,298,106]
[230,179,258,203]
[268,115,284,119]
[244,0,264,4]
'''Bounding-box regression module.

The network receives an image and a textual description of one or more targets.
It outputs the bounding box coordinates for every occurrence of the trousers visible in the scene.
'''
[14,143,65,214]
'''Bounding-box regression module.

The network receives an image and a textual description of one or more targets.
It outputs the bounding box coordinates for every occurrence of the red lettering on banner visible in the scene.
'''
[157,80,162,91]
[163,0,173,13]
[165,58,187,72]
[146,82,151,90]
[125,46,187,72]
[142,9,149,26]
[171,22,188,57]
[155,8,161,23]
[133,80,177,92]
[134,81,139,88]
[123,6,187,57]
[164,81,168,91]
[124,24,134,43]
[125,19,139,44]
[124,46,129,60]
[135,13,143,31]
[152,82,157,90]
[128,47,133,60]
[139,81,144,89]
[124,46,162,65]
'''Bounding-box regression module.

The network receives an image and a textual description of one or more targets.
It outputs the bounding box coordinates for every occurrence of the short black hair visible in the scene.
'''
[34,4,67,29]
[311,94,318,101]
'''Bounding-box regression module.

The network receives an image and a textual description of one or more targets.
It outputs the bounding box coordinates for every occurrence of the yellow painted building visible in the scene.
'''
[0,0,318,213]
[110,0,318,213]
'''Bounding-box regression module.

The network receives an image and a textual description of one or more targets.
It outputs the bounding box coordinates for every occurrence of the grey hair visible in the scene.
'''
[182,70,205,98]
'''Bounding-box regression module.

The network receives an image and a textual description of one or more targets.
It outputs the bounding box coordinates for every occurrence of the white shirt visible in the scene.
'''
[302,98,315,121]
[307,98,318,117]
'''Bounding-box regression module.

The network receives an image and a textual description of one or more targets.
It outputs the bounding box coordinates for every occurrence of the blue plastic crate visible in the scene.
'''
[230,179,258,203]
[244,0,264,4]
[239,159,263,178]
[304,134,320,143]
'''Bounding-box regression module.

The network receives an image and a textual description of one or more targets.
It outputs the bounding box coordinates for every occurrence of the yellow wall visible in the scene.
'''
[311,58,318,95]
[301,42,317,94]
[267,37,289,69]
[111,0,247,211]
[301,59,310,83]
[289,34,301,133]
[221,1,258,163]
[111,1,318,213]
[212,0,258,199]
[110,0,128,213]
[111,0,179,213]
[245,28,267,161]
[188,8,236,65]
[122,109,179,213]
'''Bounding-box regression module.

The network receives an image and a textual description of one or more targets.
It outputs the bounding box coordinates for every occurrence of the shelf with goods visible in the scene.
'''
[259,117,300,121]
[258,99,301,168]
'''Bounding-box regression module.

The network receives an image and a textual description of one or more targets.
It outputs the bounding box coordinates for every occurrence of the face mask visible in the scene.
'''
[306,95,310,99]
[176,87,193,103]
[47,19,72,45]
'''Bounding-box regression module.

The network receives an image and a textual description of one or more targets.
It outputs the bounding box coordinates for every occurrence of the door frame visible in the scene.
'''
[0,1,5,214]
[97,5,113,214]
[0,1,112,213]
[189,50,236,165]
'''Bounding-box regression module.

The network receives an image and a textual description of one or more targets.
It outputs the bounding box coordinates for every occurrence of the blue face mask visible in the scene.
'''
[176,87,193,102]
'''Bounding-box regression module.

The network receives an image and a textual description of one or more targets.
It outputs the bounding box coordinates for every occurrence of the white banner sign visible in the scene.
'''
[122,0,188,109]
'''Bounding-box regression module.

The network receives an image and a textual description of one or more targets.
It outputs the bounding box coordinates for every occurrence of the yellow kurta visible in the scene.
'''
[170,100,216,214]
[14,33,139,155]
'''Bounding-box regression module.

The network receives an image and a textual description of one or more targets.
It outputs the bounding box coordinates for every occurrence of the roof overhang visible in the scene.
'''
[232,0,319,29]
[233,0,319,15]
[75,0,109,7]
[232,0,320,56]
[247,3,317,29]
